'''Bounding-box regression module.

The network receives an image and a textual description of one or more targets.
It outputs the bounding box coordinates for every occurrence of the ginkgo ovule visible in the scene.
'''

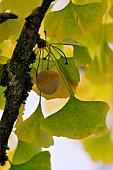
[36,70,60,95]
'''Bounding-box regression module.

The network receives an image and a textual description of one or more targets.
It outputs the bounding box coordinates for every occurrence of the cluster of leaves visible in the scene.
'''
[0,0,113,169]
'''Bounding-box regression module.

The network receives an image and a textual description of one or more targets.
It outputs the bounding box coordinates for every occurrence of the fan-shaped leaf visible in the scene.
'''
[0,55,9,64]
[44,2,107,42]
[15,103,54,148]
[58,56,80,84]
[73,45,92,67]
[10,151,51,170]
[41,96,109,139]
[86,39,113,83]
[13,140,41,164]
[83,132,113,164]
[1,0,42,18]
[63,38,92,66]
[85,56,107,83]
[0,19,24,43]
[15,105,24,129]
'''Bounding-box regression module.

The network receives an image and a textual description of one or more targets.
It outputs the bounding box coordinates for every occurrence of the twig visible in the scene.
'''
[0,12,18,24]
[0,0,55,166]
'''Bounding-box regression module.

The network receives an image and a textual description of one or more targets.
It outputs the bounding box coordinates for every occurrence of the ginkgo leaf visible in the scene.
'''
[72,0,105,4]
[1,0,42,18]
[41,96,109,139]
[10,151,51,170]
[86,39,113,83]
[73,45,92,67]
[45,2,82,42]
[44,2,107,42]
[0,19,24,43]
[0,86,6,110]
[63,38,92,66]
[73,2,106,34]
[83,132,113,164]
[15,105,24,129]
[101,40,113,73]
[29,66,36,84]
[85,56,107,83]
[13,140,41,164]
[103,23,113,44]
[0,55,9,64]
[109,6,113,18]
[0,40,14,59]
[58,56,80,85]
[92,23,113,44]
[15,103,54,148]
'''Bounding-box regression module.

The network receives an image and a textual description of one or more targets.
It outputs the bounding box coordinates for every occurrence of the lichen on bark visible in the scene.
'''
[0,0,55,166]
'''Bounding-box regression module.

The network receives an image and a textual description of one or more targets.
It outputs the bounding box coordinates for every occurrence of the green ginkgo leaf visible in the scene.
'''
[86,39,113,83]
[15,103,54,148]
[85,55,107,84]
[58,56,80,85]
[1,0,42,18]
[72,0,103,4]
[103,23,113,44]
[83,132,113,164]
[44,2,107,42]
[41,96,109,139]
[63,38,92,66]
[92,23,113,44]
[0,55,9,64]
[110,8,113,18]
[13,140,41,164]
[0,19,24,43]
[10,151,51,170]
[73,45,92,67]
[0,86,6,110]
[15,105,24,129]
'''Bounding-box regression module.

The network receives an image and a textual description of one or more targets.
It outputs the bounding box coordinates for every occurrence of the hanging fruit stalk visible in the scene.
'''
[35,39,75,96]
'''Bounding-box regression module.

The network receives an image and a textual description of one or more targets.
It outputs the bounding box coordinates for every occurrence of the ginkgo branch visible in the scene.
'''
[0,0,55,166]
[0,12,18,24]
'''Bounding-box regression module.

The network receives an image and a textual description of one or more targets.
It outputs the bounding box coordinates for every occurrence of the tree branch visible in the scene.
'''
[0,12,18,24]
[0,0,55,166]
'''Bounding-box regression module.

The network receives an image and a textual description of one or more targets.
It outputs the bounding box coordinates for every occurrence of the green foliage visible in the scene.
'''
[0,19,24,43]
[0,40,13,62]
[1,0,42,17]
[44,1,107,42]
[86,39,113,83]
[0,55,9,64]
[10,151,51,170]
[63,38,92,66]
[83,132,113,164]
[15,105,24,129]
[73,45,92,67]
[15,103,54,148]
[0,0,113,169]
[41,96,109,139]
[58,56,80,84]
[13,140,41,164]
[0,86,6,110]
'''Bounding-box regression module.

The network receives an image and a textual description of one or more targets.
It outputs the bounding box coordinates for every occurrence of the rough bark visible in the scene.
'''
[0,0,55,165]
